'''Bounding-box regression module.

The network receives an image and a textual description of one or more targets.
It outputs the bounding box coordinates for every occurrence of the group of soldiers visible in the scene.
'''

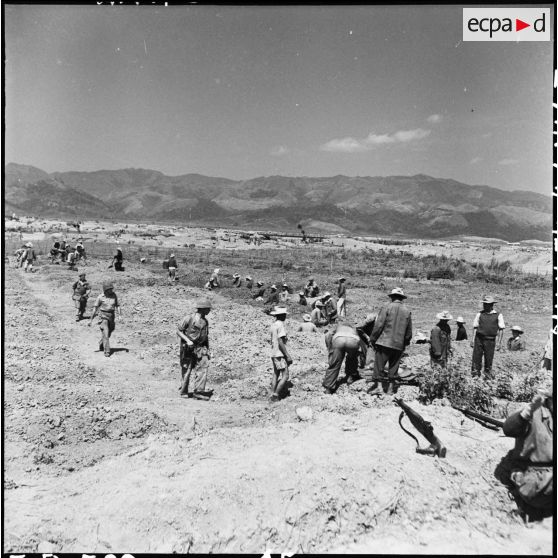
[15,244,552,519]
[49,238,87,268]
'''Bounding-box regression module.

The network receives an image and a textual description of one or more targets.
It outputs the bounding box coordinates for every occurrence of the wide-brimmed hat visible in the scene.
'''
[170,253,175,257]
[196,298,212,309]
[302,313,311,322]
[511,325,524,333]
[389,287,406,298]
[102,281,114,291]
[299,291,305,295]
[315,300,324,307]
[338,277,345,282]
[365,312,378,322]
[256,281,264,287]
[455,316,465,323]
[481,295,496,304]
[214,268,220,274]
[270,285,277,290]
[436,310,453,321]
[282,283,288,288]
[26,242,33,248]
[246,275,252,280]
[322,291,331,299]
[270,306,288,316]
[233,273,240,278]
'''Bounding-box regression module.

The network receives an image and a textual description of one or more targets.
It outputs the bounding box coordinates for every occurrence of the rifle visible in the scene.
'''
[453,406,504,431]
[394,398,446,458]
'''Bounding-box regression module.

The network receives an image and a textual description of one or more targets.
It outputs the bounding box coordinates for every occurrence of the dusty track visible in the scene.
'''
[3,262,553,554]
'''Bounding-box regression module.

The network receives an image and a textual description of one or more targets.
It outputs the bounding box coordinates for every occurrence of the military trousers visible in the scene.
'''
[373,345,403,380]
[180,347,209,395]
[472,335,496,377]
[322,336,360,390]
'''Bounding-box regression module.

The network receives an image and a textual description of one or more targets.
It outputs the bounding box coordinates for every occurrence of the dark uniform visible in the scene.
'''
[456,323,468,341]
[430,321,452,368]
[72,276,91,321]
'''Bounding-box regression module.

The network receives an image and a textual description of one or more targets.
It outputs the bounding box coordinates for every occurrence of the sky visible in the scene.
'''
[4,4,555,194]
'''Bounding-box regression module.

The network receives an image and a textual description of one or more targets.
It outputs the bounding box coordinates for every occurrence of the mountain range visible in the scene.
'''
[5,163,552,241]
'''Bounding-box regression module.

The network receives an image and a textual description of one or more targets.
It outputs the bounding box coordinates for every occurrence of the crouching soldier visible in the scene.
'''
[430,311,452,368]
[177,298,213,401]
[507,326,526,351]
[500,386,553,519]
[72,272,91,321]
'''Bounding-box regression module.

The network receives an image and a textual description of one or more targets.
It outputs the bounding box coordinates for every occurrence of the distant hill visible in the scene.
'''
[4,163,552,241]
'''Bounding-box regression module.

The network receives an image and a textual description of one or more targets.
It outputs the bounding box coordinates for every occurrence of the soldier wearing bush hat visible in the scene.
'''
[430,311,453,368]
[471,294,505,379]
[507,325,526,352]
[252,281,266,300]
[177,298,213,400]
[245,275,253,289]
[88,280,121,357]
[72,272,91,322]
[368,287,412,396]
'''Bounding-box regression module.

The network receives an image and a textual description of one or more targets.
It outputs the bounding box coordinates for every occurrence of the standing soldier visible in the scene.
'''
[336,277,347,318]
[430,311,453,368]
[88,280,121,357]
[471,295,505,379]
[269,306,293,401]
[111,247,124,271]
[167,253,178,285]
[541,328,553,371]
[368,288,412,396]
[322,322,361,394]
[507,326,526,351]
[455,316,468,341]
[177,299,213,400]
[72,272,91,322]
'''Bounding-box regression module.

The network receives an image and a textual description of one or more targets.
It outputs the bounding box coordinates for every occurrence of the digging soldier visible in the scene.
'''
[321,292,338,324]
[264,284,280,312]
[471,295,505,379]
[304,276,319,298]
[310,300,328,327]
[356,312,377,369]
[368,287,412,396]
[252,281,266,300]
[245,275,253,290]
[177,299,213,401]
[72,272,91,322]
[88,280,121,357]
[430,311,453,368]
[322,321,361,394]
[507,326,526,351]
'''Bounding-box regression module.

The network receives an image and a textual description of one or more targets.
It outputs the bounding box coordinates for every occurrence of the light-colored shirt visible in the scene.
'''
[93,292,119,319]
[472,310,505,330]
[270,320,287,357]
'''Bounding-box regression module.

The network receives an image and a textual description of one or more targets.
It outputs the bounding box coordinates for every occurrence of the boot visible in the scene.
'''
[367,381,383,396]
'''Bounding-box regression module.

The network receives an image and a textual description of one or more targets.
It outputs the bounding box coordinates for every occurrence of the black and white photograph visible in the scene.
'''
[3,3,555,554]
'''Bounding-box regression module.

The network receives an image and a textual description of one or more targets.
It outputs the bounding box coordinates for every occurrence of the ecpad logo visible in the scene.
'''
[463,8,550,42]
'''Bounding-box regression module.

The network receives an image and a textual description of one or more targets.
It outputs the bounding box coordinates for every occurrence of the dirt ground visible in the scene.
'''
[3,251,553,554]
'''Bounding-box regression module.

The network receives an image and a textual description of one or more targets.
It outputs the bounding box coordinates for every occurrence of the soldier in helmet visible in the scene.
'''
[88,280,121,357]
[72,272,91,322]
[177,298,213,400]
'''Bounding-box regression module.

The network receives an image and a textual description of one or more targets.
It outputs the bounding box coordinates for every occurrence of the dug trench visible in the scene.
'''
[3,261,552,554]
